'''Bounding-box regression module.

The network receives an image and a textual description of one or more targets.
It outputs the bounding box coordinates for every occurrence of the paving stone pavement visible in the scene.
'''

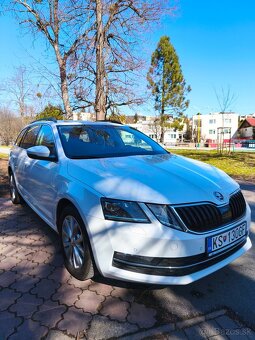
[0,197,254,340]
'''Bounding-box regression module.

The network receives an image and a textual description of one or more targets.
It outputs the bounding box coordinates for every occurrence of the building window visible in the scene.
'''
[209,129,216,135]
[209,119,216,124]
[224,118,231,124]
[170,134,176,139]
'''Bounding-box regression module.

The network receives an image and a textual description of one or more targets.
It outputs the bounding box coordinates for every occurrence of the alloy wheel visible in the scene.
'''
[62,215,85,269]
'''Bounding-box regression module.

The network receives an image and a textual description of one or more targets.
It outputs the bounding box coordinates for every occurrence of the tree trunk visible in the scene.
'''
[58,59,72,119]
[160,129,164,143]
[95,0,106,121]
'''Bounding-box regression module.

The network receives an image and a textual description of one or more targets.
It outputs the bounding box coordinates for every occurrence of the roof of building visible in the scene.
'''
[246,117,255,127]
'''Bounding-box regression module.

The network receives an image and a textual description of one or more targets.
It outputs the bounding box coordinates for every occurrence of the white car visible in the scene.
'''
[8,119,252,285]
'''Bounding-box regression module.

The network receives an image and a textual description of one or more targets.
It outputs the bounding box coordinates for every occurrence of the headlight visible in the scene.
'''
[147,204,184,231]
[101,198,150,223]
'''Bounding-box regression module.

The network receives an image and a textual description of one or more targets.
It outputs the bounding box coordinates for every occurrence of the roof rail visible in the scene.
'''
[97,119,123,125]
[31,117,58,123]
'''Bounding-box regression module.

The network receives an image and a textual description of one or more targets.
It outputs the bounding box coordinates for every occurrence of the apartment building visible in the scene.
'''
[192,112,239,142]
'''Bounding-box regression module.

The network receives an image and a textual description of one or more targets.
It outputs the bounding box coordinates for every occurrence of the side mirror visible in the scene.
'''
[27,146,57,161]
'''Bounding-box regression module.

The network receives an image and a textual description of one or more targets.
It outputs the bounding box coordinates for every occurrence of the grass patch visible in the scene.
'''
[168,149,255,181]
[0,153,8,159]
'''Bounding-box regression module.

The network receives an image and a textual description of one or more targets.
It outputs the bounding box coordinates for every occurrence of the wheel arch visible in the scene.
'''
[56,198,77,232]
[56,197,100,277]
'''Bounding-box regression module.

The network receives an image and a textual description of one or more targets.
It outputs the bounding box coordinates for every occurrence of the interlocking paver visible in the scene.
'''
[0,311,22,339]
[48,253,64,267]
[48,267,71,284]
[33,300,67,328]
[0,270,20,288]
[27,250,51,264]
[12,259,35,276]
[0,254,6,261]
[10,275,40,293]
[0,244,17,257]
[75,290,105,314]
[0,288,21,312]
[100,296,129,322]
[28,263,54,278]
[0,256,21,270]
[127,302,157,328]
[15,247,36,259]
[58,306,92,336]
[10,292,43,318]
[87,315,138,340]
[31,278,60,299]
[68,276,92,289]
[9,319,48,340]
[52,283,82,306]
[111,286,135,302]
[89,282,114,296]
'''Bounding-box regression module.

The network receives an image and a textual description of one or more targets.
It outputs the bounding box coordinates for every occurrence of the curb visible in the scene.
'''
[119,309,227,339]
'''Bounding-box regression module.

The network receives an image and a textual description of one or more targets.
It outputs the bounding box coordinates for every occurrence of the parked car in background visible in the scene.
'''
[8,119,252,285]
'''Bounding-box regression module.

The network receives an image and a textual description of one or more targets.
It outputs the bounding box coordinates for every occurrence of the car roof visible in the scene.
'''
[28,119,124,127]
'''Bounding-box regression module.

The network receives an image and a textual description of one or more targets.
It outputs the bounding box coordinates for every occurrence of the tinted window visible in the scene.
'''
[58,125,167,159]
[15,128,27,146]
[20,125,41,149]
[36,125,56,156]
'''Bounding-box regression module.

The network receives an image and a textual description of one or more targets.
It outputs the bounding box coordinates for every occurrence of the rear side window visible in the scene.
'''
[36,125,56,156]
[20,125,41,149]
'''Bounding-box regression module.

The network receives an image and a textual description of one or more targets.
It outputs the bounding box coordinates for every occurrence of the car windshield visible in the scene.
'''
[57,124,167,159]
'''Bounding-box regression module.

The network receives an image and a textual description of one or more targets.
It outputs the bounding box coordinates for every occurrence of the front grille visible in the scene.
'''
[229,190,247,221]
[174,190,246,233]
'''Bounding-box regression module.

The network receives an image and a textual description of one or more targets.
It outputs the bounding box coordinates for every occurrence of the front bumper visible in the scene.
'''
[86,204,252,285]
[106,237,252,285]
[112,238,248,276]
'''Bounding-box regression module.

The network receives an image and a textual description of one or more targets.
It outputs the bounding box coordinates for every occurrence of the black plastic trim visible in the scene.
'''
[112,238,247,276]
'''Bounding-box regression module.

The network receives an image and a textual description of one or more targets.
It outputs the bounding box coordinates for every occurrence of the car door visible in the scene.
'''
[14,125,41,199]
[25,124,59,222]
[10,127,28,186]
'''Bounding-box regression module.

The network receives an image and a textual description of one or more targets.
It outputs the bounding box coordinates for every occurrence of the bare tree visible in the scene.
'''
[0,108,23,145]
[0,66,33,117]
[214,86,237,153]
[149,118,161,142]
[74,0,174,120]
[7,0,174,120]
[7,0,95,118]
[215,86,236,114]
[0,65,55,118]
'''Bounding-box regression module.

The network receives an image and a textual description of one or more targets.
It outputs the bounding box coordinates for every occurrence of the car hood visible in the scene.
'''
[67,153,239,205]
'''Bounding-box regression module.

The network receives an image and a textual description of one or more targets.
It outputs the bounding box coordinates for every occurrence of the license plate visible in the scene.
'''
[207,222,247,254]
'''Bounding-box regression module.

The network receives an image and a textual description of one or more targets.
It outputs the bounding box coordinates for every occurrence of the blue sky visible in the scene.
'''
[1,0,255,116]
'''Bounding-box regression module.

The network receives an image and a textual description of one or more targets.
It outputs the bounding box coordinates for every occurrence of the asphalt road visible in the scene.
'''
[148,181,255,329]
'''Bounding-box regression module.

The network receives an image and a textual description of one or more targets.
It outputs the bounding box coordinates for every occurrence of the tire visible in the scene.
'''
[9,172,22,204]
[59,205,94,281]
